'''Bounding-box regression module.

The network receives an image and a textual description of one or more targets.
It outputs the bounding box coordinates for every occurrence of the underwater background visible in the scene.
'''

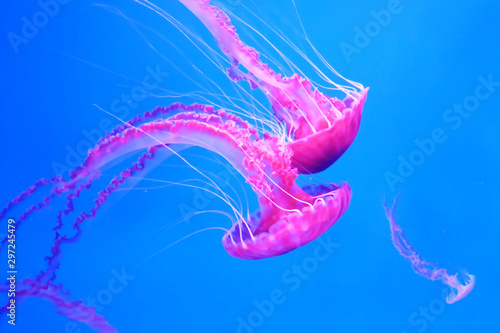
[1,0,499,332]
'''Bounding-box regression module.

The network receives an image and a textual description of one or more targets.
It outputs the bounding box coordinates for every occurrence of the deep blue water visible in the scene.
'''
[1,1,499,332]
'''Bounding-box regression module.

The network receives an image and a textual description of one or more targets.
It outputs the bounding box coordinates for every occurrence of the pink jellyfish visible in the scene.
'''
[384,196,475,304]
[178,0,368,173]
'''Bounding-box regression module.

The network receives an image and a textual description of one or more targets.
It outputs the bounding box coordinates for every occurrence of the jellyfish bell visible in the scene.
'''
[288,87,368,173]
[222,182,351,260]
[444,273,476,304]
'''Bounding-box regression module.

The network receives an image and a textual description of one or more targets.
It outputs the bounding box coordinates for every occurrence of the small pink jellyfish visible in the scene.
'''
[384,196,475,304]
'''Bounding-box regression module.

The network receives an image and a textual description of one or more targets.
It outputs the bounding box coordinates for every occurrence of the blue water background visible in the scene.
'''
[1,0,499,332]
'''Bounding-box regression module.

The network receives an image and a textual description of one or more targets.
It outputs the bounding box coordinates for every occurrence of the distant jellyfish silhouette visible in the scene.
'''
[384,196,475,304]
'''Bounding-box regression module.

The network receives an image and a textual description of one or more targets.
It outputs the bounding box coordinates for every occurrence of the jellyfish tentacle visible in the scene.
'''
[41,147,163,286]
[0,176,64,250]
[0,175,62,220]
[1,279,116,333]
[1,147,170,331]
[107,103,258,138]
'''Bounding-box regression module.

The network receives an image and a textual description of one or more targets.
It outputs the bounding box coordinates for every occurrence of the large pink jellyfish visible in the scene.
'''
[0,0,366,331]
[384,197,475,304]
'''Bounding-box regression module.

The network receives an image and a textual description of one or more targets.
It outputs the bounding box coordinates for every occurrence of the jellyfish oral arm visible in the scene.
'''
[78,113,249,180]
[383,197,475,304]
